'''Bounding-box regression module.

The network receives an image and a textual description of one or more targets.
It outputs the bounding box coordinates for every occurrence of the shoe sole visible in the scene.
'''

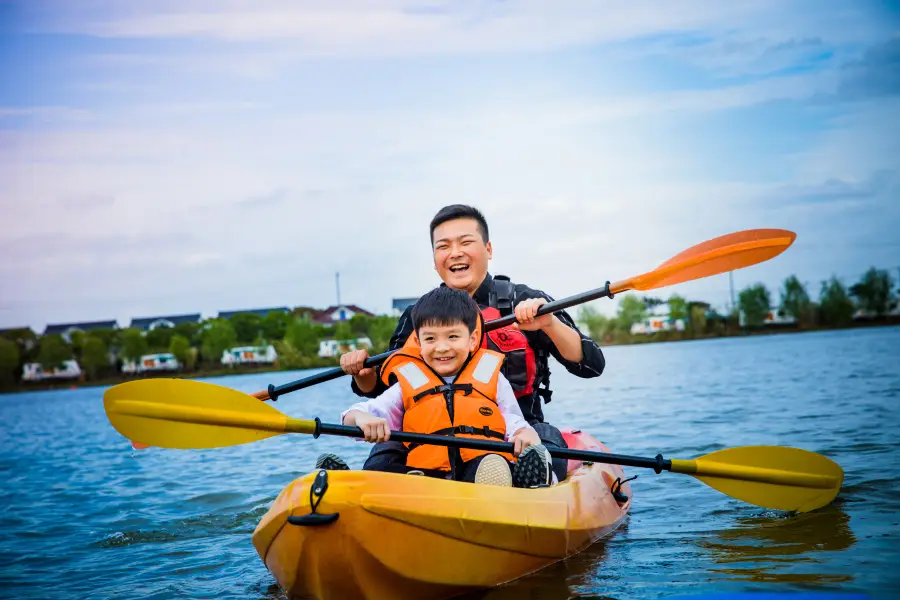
[513,445,551,488]
[474,454,512,487]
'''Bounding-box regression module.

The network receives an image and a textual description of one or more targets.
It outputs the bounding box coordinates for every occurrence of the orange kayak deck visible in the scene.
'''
[252,429,632,600]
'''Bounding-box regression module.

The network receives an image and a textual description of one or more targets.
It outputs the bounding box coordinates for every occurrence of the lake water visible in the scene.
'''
[1,326,898,599]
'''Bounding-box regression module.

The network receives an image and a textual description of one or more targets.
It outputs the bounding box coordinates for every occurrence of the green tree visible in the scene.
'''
[284,319,321,357]
[69,330,86,360]
[169,334,195,370]
[780,275,813,325]
[81,336,109,380]
[200,319,237,364]
[738,283,771,328]
[120,328,149,363]
[0,337,21,384]
[849,267,893,316]
[88,327,119,348]
[667,295,688,320]
[334,321,354,342]
[38,334,74,371]
[368,315,398,352]
[819,276,856,326]
[349,314,372,337]
[616,294,647,331]
[145,326,174,351]
[230,313,264,344]
[578,305,614,341]
[688,304,707,333]
[261,312,291,341]
[174,322,201,344]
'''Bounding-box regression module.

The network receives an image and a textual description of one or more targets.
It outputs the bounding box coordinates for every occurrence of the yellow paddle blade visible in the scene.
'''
[103,378,316,449]
[611,229,796,293]
[670,446,844,513]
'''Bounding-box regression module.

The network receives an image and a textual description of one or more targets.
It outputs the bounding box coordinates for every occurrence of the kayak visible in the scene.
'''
[251,428,633,600]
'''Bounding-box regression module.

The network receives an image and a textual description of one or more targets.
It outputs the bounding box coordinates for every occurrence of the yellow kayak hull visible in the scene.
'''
[252,430,632,600]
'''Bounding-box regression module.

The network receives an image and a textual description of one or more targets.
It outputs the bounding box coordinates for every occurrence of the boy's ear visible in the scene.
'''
[468,329,479,352]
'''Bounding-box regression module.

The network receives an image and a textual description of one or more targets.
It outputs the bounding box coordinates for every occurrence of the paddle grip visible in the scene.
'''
[315,420,672,472]
[265,282,614,401]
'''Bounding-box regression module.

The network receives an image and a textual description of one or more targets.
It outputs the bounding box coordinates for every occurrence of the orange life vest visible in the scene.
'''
[379,322,514,472]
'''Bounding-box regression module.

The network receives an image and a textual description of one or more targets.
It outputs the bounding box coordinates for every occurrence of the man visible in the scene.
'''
[340,204,606,482]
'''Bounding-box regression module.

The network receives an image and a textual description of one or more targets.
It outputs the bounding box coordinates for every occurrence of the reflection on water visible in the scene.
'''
[699,502,856,585]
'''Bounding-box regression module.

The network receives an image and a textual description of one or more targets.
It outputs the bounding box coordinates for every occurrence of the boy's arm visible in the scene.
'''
[494,375,533,440]
[350,305,415,398]
[340,383,405,432]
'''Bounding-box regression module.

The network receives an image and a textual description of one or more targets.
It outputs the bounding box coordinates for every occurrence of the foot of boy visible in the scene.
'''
[315,453,350,471]
[513,444,552,488]
[474,454,513,487]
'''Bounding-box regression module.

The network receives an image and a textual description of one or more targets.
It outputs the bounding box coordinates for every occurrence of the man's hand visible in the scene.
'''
[513,297,555,332]
[340,349,375,377]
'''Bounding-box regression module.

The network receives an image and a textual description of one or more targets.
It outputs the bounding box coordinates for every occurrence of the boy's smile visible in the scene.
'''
[418,322,479,377]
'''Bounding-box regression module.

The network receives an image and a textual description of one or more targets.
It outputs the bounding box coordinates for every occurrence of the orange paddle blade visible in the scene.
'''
[610,229,796,293]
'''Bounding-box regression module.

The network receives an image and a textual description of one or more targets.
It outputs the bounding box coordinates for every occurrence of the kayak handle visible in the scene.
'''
[287,469,340,527]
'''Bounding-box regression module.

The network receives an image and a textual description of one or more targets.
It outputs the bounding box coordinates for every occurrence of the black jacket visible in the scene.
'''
[352,273,606,424]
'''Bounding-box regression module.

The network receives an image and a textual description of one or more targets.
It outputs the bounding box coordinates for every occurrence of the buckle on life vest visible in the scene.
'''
[413,383,473,402]
[454,425,503,439]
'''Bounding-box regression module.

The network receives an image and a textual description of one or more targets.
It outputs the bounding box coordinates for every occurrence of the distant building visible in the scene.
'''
[738,308,798,327]
[630,306,686,335]
[318,337,373,358]
[311,304,375,325]
[221,345,278,366]
[392,297,418,316]
[217,307,291,320]
[129,314,202,332]
[43,320,118,343]
[0,327,38,351]
[22,359,83,381]
[121,353,181,374]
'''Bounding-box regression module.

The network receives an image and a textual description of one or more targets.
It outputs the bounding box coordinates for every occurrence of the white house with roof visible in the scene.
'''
[392,297,418,316]
[121,353,182,374]
[43,320,118,343]
[630,306,687,335]
[22,359,83,381]
[318,337,373,358]
[221,345,278,366]
[128,314,202,332]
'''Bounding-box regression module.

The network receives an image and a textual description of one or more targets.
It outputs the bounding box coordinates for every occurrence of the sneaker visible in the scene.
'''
[315,453,350,471]
[474,454,513,487]
[513,444,552,488]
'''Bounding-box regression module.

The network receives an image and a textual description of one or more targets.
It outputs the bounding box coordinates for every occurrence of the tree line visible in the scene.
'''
[579,266,898,344]
[0,311,399,387]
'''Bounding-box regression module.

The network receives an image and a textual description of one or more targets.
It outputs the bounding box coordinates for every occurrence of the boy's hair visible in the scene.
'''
[412,286,480,334]
[429,204,490,245]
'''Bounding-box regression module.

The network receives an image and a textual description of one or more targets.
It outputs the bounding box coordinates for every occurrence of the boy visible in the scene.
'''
[316,286,554,488]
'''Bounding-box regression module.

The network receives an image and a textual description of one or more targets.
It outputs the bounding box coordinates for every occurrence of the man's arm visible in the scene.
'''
[350,305,415,398]
[516,286,606,378]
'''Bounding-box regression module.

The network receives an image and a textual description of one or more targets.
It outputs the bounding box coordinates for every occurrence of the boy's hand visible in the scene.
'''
[354,413,391,443]
[511,427,541,457]
[513,297,555,332]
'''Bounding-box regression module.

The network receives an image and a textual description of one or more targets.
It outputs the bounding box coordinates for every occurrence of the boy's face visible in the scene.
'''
[418,322,479,377]
[432,217,492,295]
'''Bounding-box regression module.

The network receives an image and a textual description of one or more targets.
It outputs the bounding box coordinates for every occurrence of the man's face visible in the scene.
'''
[432,218,492,295]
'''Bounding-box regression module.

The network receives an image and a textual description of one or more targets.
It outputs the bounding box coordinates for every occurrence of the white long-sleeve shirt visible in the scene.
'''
[340,372,534,441]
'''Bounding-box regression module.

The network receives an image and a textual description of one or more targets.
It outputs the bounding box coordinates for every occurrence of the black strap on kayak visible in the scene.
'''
[287,469,340,527]
[610,474,638,503]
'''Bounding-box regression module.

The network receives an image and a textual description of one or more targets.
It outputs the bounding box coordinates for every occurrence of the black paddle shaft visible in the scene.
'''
[267,282,615,401]
[313,418,672,474]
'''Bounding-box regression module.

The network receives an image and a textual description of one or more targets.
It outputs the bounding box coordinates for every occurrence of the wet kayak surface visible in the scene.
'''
[1,325,897,599]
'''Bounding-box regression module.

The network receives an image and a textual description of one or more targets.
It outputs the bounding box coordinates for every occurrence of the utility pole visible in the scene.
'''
[335,272,341,307]
[729,271,736,313]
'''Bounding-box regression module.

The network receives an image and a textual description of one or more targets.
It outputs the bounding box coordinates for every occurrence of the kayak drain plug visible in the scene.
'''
[611,475,638,503]
[287,470,340,527]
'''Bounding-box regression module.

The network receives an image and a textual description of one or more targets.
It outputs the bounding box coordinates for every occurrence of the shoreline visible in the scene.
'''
[3,320,897,395]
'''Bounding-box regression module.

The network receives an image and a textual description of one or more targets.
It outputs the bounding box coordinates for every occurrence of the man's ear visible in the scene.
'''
[485,240,492,260]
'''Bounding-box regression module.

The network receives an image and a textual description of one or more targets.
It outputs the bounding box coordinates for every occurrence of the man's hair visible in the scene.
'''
[429,204,490,245]
[412,286,479,334]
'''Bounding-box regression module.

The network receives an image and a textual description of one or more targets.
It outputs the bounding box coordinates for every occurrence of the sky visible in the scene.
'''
[2,0,899,332]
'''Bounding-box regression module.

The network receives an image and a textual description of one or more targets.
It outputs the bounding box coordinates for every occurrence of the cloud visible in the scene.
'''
[836,37,900,100]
